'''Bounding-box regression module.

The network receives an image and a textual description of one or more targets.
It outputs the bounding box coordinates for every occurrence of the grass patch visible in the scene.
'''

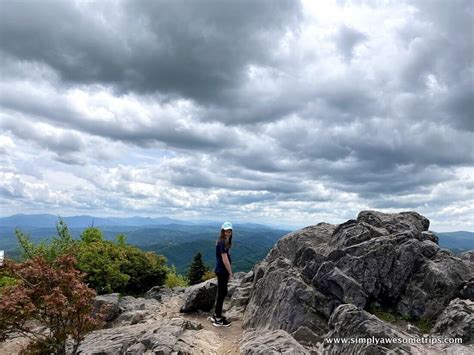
[414,317,434,333]
[366,302,435,333]
[367,303,397,323]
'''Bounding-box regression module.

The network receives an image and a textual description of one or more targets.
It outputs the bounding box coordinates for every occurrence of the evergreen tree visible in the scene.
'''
[187,252,207,285]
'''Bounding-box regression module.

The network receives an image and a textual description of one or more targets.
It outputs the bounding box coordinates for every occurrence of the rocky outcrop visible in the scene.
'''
[228,272,246,298]
[240,330,309,355]
[73,318,217,354]
[243,257,330,337]
[431,298,474,343]
[396,250,472,319]
[323,304,420,354]
[458,250,474,264]
[227,271,254,320]
[180,279,217,313]
[241,210,474,353]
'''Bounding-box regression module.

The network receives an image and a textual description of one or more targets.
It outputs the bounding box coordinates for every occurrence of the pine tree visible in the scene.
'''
[187,252,207,285]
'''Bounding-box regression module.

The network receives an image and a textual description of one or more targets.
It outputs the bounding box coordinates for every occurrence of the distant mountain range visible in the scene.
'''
[0,214,291,274]
[1,214,472,274]
[436,231,474,254]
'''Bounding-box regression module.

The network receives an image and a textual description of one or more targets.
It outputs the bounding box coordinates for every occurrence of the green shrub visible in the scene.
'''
[16,218,75,262]
[15,222,169,296]
[202,270,216,281]
[165,266,188,288]
[0,275,17,295]
[119,245,168,294]
[75,239,130,294]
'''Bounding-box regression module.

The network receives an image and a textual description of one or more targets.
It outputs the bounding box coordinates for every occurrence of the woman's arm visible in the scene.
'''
[222,253,233,278]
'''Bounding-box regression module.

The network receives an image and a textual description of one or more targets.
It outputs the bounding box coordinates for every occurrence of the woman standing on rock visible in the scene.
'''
[211,221,233,327]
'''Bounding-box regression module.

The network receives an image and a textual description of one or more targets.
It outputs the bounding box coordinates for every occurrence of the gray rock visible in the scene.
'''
[264,223,336,265]
[145,286,173,301]
[458,250,474,264]
[118,296,160,313]
[228,271,246,299]
[397,252,473,319]
[240,330,309,355]
[313,262,368,308]
[291,326,322,347]
[93,293,120,322]
[113,310,148,326]
[431,298,474,343]
[180,279,217,313]
[324,304,417,354]
[460,281,474,301]
[243,257,329,337]
[172,286,186,293]
[226,272,255,320]
[72,318,204,355]
[242,210,473,353]
[328,220,386,250]
[242,270,254,283]
[419,231,439,244]
[356,210,430,233]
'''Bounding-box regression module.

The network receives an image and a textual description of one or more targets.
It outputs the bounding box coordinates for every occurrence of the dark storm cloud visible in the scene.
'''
[1,115,84,154]
[0,92,228,151]
[397,0,473,130]
[0,0,302,103]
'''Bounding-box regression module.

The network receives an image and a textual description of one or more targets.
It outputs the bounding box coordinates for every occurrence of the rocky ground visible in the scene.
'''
[1,210,473,354]
[0,278,246,354]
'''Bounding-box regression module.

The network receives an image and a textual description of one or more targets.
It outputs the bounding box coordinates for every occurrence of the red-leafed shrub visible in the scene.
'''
[0,255,105,354]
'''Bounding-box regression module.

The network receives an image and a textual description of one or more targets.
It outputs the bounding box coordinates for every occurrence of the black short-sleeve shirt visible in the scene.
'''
[215,240,231,275]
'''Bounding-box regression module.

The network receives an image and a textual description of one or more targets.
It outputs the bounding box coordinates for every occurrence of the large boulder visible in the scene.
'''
[323,304,420,354]
[396,251,473,319]
[118,296,160,313]
[145,285,173,301]
[458,250,474,264]
[240,330,309,355]
[356,210,430,234]
[243,257,330,337]
[71,318,214,354]
[180,279,217,313]
[431,298,474,343]
[92,293,120,322]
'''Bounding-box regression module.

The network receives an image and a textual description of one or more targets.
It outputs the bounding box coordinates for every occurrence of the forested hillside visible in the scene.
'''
[0,215,289,274]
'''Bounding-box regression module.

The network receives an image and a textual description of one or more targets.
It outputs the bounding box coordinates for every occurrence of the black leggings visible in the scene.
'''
[215,273,229,318]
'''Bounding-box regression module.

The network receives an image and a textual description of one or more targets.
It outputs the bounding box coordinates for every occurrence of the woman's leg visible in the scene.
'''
[214,273,229,318]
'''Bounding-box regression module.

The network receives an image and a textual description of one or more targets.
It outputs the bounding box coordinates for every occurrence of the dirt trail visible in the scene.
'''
[161,293,244,354]
[184,313,243,355]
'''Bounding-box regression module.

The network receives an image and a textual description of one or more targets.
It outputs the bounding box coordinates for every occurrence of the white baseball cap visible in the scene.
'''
[221,221,233,230]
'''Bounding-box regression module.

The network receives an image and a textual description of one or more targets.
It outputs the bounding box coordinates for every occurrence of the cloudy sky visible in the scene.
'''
[0,0,473,231]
